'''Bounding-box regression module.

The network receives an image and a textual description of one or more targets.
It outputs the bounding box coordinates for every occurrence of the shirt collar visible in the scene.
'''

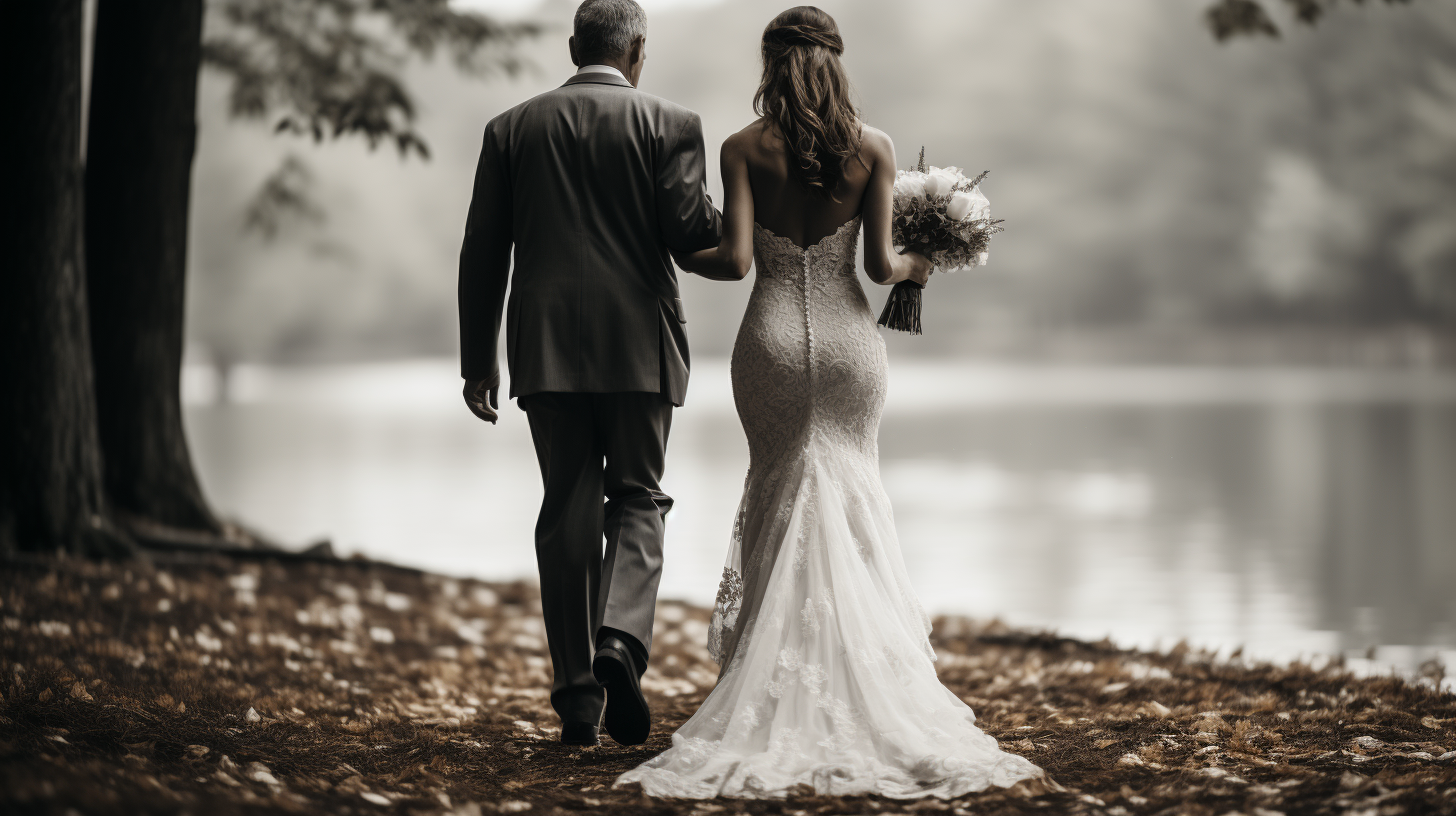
[575,64,627,81]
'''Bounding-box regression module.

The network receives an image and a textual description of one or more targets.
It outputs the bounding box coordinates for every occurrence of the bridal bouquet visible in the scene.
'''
[878,148,1003,334]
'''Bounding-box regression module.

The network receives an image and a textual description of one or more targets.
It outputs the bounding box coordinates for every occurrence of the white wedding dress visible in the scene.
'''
[615,217,1045,799]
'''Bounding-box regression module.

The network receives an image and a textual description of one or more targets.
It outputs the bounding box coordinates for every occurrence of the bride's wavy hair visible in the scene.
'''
[754,6,861,199]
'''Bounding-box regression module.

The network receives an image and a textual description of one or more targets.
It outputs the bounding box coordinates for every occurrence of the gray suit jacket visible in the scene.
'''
[458,73,722,406]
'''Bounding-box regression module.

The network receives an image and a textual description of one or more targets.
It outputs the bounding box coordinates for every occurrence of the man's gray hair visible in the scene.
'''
[573,0,647,61]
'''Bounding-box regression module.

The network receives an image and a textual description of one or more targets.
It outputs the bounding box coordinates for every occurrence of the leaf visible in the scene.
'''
[1205,0,1281,41]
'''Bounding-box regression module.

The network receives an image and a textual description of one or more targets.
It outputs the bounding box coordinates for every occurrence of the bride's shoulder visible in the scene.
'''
[721,118,774,158]
[728,118,773,146]
[857,123,894,162]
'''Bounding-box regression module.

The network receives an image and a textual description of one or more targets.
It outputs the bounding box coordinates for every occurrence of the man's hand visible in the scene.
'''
[464,376,500,424]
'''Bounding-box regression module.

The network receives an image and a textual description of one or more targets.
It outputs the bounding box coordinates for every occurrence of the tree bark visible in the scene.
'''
[0,0,132,556]
[85,0,220,536]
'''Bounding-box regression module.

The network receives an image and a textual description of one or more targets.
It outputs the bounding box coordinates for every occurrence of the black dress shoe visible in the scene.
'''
[593,636,651,746]
[560,721,599,746]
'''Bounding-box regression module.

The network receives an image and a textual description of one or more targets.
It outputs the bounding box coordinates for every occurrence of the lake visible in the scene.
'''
[183,358,1456,681]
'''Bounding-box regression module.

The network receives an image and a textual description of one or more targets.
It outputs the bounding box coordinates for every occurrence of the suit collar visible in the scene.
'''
[562,73,635,90]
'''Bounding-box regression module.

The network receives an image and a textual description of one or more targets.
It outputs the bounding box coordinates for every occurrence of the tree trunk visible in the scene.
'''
[85,0,220,537]
[0,0,132,556]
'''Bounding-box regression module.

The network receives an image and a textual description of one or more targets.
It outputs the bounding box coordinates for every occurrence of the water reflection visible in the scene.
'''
[183,359,1456,677]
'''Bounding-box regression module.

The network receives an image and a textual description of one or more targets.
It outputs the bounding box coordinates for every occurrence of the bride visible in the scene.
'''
[616,5,1047,801]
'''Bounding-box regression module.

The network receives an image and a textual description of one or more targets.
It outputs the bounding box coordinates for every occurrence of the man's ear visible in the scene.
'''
[568,35,580,67]
[630,36,646,68]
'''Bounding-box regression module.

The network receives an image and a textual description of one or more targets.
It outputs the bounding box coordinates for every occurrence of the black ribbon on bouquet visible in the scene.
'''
[878,242,933,335]
[877,280,924,335]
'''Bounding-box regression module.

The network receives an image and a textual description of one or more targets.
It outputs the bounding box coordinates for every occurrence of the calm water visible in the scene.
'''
[183,359,1456,679]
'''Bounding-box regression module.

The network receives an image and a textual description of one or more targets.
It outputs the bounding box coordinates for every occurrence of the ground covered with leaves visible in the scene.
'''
[1,555,1454,816]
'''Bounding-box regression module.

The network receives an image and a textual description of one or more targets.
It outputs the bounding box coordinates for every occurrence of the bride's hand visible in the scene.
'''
[900,247,933,286]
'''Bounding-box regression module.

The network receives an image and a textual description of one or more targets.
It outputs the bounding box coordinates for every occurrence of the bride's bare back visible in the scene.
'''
[673,120,930,287]
[740,118,871,249]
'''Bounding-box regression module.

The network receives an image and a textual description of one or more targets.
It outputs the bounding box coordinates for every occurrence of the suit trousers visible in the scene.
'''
[519,391,673,725]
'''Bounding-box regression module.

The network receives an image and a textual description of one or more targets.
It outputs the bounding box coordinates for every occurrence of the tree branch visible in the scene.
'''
[1205,0,1415,42]
[202,0,541,159]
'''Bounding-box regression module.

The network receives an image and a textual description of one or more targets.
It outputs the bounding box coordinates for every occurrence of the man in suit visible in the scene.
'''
[458,0,722,747]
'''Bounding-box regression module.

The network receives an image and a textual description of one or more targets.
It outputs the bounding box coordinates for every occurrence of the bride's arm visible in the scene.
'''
[861,129,932,286]
[672,135,754,281]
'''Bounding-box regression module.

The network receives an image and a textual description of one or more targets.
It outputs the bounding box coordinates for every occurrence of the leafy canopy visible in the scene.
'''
[202,0,542,160]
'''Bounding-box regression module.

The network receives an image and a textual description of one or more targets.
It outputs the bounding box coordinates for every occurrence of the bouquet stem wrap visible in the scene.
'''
[877,280,925,335]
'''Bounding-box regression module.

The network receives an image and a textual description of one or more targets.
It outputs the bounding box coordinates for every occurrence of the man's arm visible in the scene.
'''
[458,123,512,423]
[656,112,722,255]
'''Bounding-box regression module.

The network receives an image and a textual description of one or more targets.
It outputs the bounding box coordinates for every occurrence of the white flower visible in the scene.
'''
[946,187,991,222]
[893,171,926,199]
[945,191,975,221]
[923,168,958,198]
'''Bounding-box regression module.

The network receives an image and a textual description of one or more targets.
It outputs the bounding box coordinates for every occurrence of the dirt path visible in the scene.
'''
[2,556,1453,815]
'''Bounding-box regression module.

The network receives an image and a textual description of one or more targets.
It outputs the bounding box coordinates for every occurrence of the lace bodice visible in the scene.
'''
[616,216,1044,799]
[731,218,885,477]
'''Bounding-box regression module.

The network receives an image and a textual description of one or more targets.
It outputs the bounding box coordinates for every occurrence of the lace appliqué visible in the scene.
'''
[708,566,743,664]
[800,592,834,638]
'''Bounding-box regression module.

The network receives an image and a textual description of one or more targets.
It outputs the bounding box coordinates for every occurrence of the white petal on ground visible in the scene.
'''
[383,592,410,611]
[37,621,72,638]
[246,762,280,785]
